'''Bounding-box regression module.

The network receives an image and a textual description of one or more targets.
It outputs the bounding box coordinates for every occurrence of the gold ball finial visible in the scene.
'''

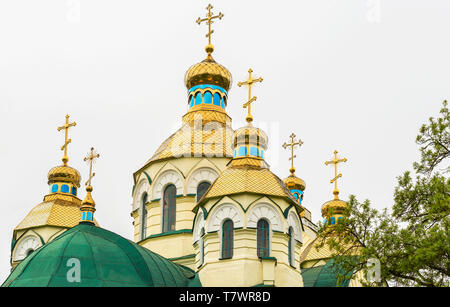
[205,44,214,54]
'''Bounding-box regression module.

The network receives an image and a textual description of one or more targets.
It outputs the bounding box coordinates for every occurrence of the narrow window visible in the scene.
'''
[196,181,211,202]
[288,227,295,267]
[163,184,177,232]
[204,91,212,104]
[200,227,205,266]
[195,92,202,105]
[213,93,221,106]
[222,219,234,259]
[257,219,270,258]
[330,216,336,225]
[61,184,69,193]
[141,193,148,240]
[51,184,58,193]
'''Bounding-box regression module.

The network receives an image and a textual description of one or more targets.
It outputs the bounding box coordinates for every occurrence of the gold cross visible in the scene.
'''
[84,147,100,187]
[325,150,348,199]
[238,68,263,123]
[196,4,224,55]
[282,133,304,175]
[57,114,76,166]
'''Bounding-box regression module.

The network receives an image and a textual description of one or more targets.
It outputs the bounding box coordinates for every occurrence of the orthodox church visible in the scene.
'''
[3,5,363,287]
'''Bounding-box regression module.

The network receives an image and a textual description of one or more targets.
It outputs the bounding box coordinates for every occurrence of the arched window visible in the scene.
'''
[257,219,270,258]
[196,181,211,202]
[288,227,295,267]
[222,219,234,259]
[51,184,58,193]
[61,184,69,193]
[141,193,148,240]
[213,93,221,106]
[163,184,177,232]
[195,92,202,105]
[330,216,336,225]
[204,91,212,104]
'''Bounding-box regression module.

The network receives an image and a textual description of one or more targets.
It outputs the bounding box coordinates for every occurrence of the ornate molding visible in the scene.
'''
[287,211,303,243]
[207,203,243,232]
[187,167,218,195]
[247,203,283,232]
[193,213,206,243]
[152,170,183,200]
[132,179,150,211]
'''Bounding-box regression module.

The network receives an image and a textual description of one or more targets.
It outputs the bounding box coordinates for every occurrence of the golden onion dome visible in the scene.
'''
[321,198,347,218]
[284,174,306,192]
[233,125,268,150]
[184,55,232,92]
[48,165,81,188]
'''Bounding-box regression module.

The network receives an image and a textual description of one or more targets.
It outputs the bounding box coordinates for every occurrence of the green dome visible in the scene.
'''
[2,223,201,287]
[301,259,353,287]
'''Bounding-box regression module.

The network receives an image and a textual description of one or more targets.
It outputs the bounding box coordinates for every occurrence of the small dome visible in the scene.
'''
[2,223,201,287]
[185,55,232,92]
[48,165,81,188]
[233,125,268,150]
[321,199,347,218]
[284,174,306,192]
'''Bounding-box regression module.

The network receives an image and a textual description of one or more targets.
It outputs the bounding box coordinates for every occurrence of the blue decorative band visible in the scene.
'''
[233,145,264,159]
[188,84,228,95]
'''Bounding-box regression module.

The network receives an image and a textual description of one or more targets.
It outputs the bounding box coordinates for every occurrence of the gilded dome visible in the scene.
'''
[234,125,268,149]
[47,165,81,187]
[284,174,306,192]
[321,199,347,218]
[185,55,232,91]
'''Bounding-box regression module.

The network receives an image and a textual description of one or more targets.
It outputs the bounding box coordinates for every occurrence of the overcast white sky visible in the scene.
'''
[0,0,449,281]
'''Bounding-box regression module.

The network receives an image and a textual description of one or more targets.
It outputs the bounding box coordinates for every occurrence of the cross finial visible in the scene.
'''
[238,68,263,124]
[325,150,348,199]
[196,4,224,56]
[84,147,100,187]
[57,114,76,166]
[282,133,304,175]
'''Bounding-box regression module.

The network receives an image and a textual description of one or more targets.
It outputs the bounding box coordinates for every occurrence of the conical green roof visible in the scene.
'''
[2,223,201,287]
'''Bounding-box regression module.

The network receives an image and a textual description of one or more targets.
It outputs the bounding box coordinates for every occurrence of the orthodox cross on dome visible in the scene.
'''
[238,68,263,124]
[196,4,224,55]
[57,114,76,166]
[325,150,348,200]
[84,147,100,187]
[282,133,304,175]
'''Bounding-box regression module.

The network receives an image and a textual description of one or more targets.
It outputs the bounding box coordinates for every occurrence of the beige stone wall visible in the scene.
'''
[195,229,303,287]
[132,157,231,261]
[193,195,304,287]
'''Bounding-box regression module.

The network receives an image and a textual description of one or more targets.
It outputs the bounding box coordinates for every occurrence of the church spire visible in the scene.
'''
[57,114,76,166]
[196,4,224,58]
[282,133,306,204]
[282,133,304,175]
[238,68,263,124]
[324,150,348,200]
[232,68,268,166]
[321,150,349,225]
[80,147,100,224]
[47,114,81,197]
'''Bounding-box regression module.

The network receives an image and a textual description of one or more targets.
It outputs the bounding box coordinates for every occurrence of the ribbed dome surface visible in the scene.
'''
[47,165,81,187]
[2,223,201,287]
[185,56,232,91]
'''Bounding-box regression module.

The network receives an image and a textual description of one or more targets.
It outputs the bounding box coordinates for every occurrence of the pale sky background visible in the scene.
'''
[0,0,449,281]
